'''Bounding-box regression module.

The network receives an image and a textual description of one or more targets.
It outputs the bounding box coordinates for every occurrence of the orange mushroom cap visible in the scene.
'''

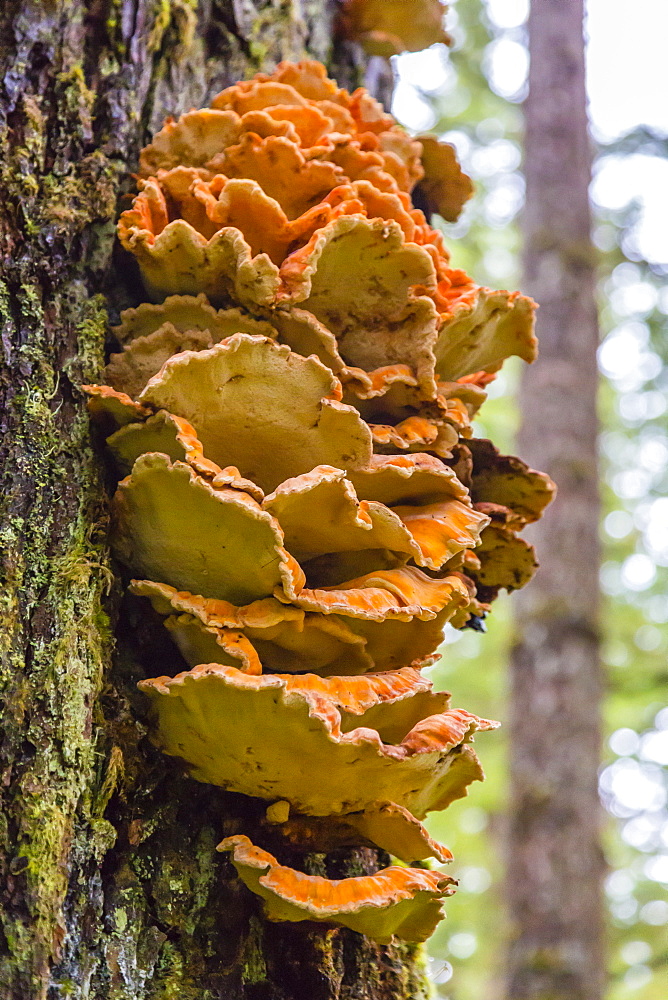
[137,662,498,820]
[339,1,452,57]
[132,576,467,676]
[218,833,455,943]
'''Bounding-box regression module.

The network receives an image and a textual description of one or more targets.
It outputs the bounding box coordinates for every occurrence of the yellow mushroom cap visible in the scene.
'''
[138,335,373,494]
[111,454,303,604]
[131,576,467,676]
[137,662,498,819]
[469,437,557,524]
[339,1,452,58]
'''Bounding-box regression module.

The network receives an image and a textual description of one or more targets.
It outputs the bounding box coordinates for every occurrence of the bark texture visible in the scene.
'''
[506,1,605,998]
[0,3,426,997]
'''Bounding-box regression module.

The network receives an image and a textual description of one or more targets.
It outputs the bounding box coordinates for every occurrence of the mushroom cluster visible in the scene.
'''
[88,60,554,945]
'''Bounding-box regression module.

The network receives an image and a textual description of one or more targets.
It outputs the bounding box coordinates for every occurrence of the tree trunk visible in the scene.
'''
[505,1,605,998]
[0,4,425,997]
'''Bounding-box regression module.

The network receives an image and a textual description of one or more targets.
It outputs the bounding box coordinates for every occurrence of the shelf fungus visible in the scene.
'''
[272,799,455,865]
[339,1,452,58]
[137,663,498,821]
[131,574,468,676]
[218,835,454,943]
[96,60,555,944]
[413,135,474,223]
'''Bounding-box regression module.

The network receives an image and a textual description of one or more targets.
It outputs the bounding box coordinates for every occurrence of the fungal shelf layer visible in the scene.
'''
[87,59,555,945]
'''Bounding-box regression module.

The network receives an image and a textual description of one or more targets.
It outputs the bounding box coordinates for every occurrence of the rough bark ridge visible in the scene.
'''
[0,3,425,997]
[506,1,605,998]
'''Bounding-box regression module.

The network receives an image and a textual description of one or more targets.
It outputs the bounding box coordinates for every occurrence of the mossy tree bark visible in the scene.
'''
[0,3,426,997]
[506,1,605,998]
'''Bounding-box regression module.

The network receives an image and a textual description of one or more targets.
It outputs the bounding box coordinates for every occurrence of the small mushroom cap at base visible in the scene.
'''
[218,833,454,943]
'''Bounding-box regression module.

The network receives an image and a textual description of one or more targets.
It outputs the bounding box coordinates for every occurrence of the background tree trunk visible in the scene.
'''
[0,3,425,997]
[505,1,605,998]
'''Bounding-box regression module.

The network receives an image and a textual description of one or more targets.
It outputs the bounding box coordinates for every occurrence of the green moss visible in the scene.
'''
[150,944,194,1000]
[149,0,198,55]
[403,942,431,998]
[241,916,268,985]
[105,0,127,59]
[0,254,115,991]
[342,856,369,877]
[248,39,269,66]
[92,745,125,818]
[69,293,109,383]
[149,0,172,51]
[303,851,328,876]
[57,64,96,120]
[311,929,341,984]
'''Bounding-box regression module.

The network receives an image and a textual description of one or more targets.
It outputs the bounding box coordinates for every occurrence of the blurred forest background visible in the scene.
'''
[388,1,668,997]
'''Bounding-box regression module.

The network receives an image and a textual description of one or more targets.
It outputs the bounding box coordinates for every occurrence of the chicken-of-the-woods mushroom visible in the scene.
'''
[138,664,497,823]
[92,59,554,943]
[218,834,455,943]
[338,1,452,58]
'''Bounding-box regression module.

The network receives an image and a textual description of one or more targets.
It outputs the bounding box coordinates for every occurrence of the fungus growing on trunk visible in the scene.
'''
[218,835,455,943]
[339,1,452,57]
[94,58,554,944]
[413,135,474,223]
[137,663,497,826]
